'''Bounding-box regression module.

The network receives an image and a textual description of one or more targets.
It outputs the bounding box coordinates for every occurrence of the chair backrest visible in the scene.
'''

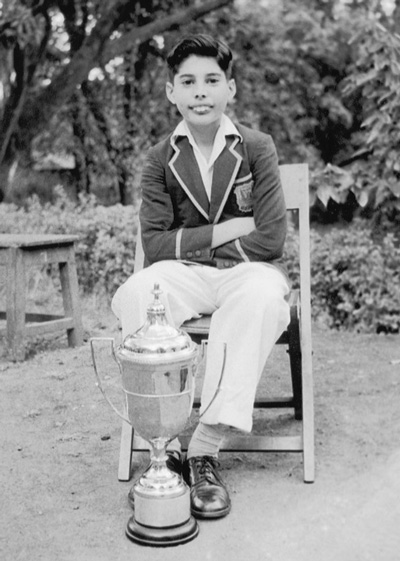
[279,164,311,344]
[134,164,310,318]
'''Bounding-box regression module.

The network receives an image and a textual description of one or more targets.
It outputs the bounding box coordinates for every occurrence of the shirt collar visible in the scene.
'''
[171,114,243,144]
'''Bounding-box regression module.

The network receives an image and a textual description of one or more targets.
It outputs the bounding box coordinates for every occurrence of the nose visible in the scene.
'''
[194,82,206,98]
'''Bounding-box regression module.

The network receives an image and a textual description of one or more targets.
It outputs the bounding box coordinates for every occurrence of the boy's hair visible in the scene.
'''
[166,34,233,79]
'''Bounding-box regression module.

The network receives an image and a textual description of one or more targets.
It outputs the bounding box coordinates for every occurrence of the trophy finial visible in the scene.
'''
[152,283,162,301]
[147,283,165,318]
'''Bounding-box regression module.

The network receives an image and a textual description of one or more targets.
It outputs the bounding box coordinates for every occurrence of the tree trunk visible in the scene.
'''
[70,92,91,196]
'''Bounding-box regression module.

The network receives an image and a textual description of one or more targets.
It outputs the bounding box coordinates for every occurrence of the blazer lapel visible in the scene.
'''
[209,137,243,224]
[169,136,210,221]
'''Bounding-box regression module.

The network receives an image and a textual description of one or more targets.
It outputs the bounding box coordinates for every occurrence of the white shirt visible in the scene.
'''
[171,114,242,200]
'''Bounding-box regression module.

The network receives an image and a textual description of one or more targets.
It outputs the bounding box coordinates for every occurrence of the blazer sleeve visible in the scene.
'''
[140,148,214,264]
[213,135,287,263]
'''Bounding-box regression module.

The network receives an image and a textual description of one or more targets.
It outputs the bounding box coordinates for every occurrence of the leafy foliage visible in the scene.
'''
[0,0,41,49]
[284,218,400,334]
[309,222,400,333]
[341,15,400,228]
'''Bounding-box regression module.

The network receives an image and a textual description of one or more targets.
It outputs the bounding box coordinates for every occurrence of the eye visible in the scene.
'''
[207,78,219,85]
[181,79,194,86]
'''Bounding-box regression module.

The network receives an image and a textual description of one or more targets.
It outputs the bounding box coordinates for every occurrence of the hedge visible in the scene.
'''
[1,191,399,334]
[307,226,400,333]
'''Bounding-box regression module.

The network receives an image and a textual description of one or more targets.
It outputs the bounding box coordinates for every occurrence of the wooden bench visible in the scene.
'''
[0,234,83,361]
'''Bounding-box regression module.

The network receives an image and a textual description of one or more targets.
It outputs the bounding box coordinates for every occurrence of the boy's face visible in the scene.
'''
[166,55,236,134]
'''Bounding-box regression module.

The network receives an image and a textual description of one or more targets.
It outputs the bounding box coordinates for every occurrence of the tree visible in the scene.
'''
[342,15,400,229]
[2,0,399,218]
[0,0,232,201]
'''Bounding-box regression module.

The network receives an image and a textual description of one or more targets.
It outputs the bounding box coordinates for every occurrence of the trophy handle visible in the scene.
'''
[90,337,131,424]
[198,341,227,420]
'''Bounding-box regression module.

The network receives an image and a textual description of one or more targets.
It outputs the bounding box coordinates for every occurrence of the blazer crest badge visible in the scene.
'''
[234,179,254,213]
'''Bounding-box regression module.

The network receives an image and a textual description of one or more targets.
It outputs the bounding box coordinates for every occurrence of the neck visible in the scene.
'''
[187,120,220,149]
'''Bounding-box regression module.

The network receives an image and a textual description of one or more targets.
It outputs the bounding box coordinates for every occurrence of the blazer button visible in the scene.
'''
[195,250,201,257]
[187,251,193,258]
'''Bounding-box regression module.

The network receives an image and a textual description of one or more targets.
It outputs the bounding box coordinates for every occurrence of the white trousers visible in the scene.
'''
[111,261,290,433]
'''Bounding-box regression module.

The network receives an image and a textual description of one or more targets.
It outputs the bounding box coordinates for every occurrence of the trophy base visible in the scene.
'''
[126,514,199,547]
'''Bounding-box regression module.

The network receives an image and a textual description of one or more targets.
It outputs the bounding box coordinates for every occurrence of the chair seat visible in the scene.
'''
[181,290,299,346]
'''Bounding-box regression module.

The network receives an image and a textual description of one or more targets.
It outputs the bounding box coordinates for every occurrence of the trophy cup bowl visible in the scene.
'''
[90,284,200,547]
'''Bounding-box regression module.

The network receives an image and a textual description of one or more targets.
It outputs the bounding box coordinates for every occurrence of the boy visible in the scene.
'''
[112,34,290,519]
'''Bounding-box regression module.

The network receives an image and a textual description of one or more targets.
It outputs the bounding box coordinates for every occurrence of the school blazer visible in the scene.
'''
[139,123,287,275]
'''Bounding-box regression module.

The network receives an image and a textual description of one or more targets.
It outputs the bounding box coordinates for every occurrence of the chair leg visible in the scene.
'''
[118,421,151,481]
[301,351,315,483]
[118,420,133,481]
[287,305,303,421]
[300,313,315,483]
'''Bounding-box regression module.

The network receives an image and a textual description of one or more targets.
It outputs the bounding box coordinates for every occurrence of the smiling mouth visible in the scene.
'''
[191,105,212,114]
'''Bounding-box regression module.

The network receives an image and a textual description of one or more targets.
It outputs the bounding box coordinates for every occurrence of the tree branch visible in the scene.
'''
[102,0,232,63]
[17,0,232,149]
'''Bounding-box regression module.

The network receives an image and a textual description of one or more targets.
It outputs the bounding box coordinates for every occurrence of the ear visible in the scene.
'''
[228,78,236,101]
[166,82,176,105]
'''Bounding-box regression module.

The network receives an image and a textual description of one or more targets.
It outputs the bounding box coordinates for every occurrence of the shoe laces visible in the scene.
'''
[194,455,220,480]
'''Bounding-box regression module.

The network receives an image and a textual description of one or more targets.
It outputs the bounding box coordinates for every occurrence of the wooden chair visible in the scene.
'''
[118,163,314,483]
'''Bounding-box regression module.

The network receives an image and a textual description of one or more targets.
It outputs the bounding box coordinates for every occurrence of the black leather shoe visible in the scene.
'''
[183,455,231,519]
[127,452,182,508]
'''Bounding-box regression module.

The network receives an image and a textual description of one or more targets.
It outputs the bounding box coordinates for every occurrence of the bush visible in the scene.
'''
[0,188,139,296]
[1,195,399,333]
[309,223,400,333]
[284,219,400,333]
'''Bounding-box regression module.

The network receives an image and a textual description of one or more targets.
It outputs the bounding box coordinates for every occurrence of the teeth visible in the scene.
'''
[192,106,210,113]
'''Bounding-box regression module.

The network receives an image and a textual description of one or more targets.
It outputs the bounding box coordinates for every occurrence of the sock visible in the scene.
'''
[187,422,225,459]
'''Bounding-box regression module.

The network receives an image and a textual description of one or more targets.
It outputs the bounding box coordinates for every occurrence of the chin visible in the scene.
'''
[190,115,220,127]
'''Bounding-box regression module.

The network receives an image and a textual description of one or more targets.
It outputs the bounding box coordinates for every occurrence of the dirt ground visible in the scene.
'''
[1,297,400,561]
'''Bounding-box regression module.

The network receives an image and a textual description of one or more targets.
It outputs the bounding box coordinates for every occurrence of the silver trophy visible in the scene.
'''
[90,284,225,547]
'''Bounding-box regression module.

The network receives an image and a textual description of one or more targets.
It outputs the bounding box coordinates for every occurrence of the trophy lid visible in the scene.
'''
[120,283,196,358]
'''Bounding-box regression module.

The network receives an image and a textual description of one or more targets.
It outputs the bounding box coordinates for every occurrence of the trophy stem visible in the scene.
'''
[149,437,169,464]
[137,438,179,491]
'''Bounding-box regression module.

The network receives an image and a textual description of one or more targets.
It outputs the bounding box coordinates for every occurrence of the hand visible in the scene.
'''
[235,217,256,236]
[211,217,256,248]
